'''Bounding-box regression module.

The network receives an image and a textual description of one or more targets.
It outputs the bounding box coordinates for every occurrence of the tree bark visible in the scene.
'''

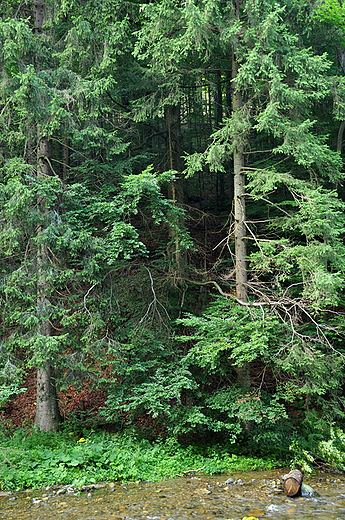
[63,137,70,187]
[232,40,250,388]
[225,70,232,117]
[33,0,61,431]
[232,56,247,304]
[35,362,61,431]
[34,135,61,431]
[215,70,223,128]
[165,103,185,281]
[215,70,226,209]
[337,120,345,155]
[165,103,183,185]
[33,0,46,34]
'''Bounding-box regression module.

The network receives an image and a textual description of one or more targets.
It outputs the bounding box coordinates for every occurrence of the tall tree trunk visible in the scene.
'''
[215,70,223,128]
[33,0,46,34]
[165,103,183,191]
[33,0,61,431]
[225,70,232,117]
[232,58,247,303]
[232,48,250,388]
[165,104,185,281]
[215,70,225,208]
[63,137,70,187]
[337,120,345,155]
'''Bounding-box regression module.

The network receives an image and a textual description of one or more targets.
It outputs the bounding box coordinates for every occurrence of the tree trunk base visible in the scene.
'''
[35,363,61,432]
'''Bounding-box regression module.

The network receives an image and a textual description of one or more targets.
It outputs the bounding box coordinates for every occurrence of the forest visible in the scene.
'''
[1,0,345,489]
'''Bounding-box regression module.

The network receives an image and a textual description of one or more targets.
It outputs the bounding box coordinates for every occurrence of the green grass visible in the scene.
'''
[0,428,282,491]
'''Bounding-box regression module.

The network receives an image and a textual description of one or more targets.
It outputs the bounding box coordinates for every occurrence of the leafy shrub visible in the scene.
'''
[0,427,281,490]
[0,383,26,409]
[318,427,345,471]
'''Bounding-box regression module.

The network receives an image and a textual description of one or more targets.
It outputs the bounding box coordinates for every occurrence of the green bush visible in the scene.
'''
[0,427,281,490]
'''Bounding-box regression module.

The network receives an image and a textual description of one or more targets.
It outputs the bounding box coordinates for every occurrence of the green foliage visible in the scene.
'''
[0,428,279,491]
[178,298,285,370]
[102,297,291,441]
[314,0,345,35]
[318,427,345,470]
[117,367,198,419]
[288,423,345,473]
[0,383,26,409]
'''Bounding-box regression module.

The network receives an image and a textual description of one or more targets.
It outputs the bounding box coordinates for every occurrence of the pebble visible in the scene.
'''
[9,497,16,501]
[267,504,280,512]
[194,486,212,495]
[247,507,265,517]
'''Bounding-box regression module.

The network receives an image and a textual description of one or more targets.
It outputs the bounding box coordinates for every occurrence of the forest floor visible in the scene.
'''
[0,370,106,428]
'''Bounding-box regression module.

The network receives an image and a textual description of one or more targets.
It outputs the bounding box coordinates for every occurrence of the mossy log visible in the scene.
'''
[283,469,303,497]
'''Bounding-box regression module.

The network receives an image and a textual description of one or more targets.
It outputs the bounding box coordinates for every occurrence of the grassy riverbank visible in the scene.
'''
[0,428,282,491]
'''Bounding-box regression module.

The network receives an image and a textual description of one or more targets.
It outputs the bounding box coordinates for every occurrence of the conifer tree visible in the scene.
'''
[183,0,345,389]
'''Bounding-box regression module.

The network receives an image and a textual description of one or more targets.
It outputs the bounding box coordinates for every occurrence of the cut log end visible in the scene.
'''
[283,469,303,497]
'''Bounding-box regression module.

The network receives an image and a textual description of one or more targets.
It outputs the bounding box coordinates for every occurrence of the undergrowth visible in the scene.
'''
[0,428,280,491]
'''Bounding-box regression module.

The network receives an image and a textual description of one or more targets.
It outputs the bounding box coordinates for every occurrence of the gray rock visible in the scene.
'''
[301,483,316,497]
[267,504,280,512]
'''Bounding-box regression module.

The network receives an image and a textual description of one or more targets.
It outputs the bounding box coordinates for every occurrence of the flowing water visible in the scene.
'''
[1,470,345,520]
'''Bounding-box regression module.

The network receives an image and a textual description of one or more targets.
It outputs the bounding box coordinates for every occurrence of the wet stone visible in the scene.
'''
[1,470,345,520]
[247,507,265,517]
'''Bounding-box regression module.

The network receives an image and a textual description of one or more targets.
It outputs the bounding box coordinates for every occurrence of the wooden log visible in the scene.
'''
[283,469,303,497]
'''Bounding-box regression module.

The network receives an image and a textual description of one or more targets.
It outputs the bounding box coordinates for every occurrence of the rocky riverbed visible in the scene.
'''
[1,470,344,520]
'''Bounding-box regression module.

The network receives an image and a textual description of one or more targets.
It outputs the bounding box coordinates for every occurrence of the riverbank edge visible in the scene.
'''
[0,428,286,491]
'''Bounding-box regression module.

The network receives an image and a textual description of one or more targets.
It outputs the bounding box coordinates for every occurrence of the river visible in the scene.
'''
[1,470,345,519]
